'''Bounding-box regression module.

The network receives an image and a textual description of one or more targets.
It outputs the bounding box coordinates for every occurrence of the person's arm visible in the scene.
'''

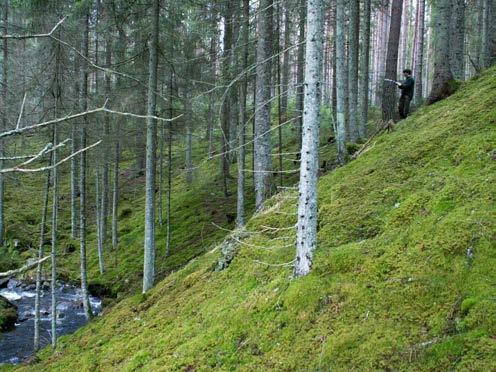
[399,77,414,89]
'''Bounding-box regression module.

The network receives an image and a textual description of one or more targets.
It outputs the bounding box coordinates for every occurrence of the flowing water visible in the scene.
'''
[0,278,102,365]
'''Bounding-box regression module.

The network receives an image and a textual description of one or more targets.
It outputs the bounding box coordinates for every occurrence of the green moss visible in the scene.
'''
[0,297,17,332]
[12,67,496,370]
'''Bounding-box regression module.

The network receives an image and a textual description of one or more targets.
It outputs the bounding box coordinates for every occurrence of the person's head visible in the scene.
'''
[403,69,412,78]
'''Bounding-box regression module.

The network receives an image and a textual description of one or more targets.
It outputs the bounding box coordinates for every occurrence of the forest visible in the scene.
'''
[0,0,495,370]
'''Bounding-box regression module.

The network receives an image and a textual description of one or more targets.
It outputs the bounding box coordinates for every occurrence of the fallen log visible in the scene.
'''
[0,255,51,279]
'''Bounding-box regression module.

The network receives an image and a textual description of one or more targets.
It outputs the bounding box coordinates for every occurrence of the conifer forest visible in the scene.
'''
[0,0,495,370]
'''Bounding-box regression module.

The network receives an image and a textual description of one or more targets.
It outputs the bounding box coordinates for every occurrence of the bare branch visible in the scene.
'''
[1,140,101,173]
[0,256,51,278]
[0,103,181,140]
[102,108,183,123]
[0,17,66,40]
[16,93,27,130]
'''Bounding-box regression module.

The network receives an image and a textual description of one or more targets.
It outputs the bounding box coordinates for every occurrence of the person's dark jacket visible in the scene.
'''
[399,76,415,98]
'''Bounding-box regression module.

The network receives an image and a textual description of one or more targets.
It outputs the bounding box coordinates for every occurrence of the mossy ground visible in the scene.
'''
[7,68,496,370]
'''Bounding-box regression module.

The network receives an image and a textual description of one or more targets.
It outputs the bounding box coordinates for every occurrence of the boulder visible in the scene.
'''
[0,296,17,332]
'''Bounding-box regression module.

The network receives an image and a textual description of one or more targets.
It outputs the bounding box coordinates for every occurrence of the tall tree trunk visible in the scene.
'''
[450,0,466,79]
[281,1,291,121]
[381,0,403,121]
[335,0,347,164]
[185,89,193,186]
[294,0,324,278]
[236,0,249,228]
[166,72,174,257]
[295,0,306,148]
[79,12,92,318]
[347,0,359,142]
[331,2,337,126]
[481,0,491,68]
[489,0,496,66]
[254,0,273,210]
[95,167,104,274]
[34,167,50,351]
[112,28,126,251]
[358,0,371,140]
[101,35,111,244]
[71,49,80,240]
[0,0,8,246]
[400,0,410,70]
[143,0,160,293]
[427,0,454,104]
[414,0,426,105]
[276,2,283,187]
[220,0,233,197]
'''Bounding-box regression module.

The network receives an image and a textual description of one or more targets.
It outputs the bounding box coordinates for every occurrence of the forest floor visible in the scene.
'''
[5,67,496,370]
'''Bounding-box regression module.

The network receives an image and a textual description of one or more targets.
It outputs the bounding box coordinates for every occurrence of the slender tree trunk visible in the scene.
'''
[166,72,173,257]
[237,0,249,228]
[34,167,50,351]
[400,0,410,70]
[185,89,193,186]
[294,0,324,278]
[112,29,126,251]
[347,0,360,142]
[276,2,283,187]
[295,0,306,148]
[143,0,160,293]
[101,35,111,244]
[358,0,371,140]
[0,0,8,246]
[71,49,79,240]
[50,27,63,347]
[79,12,92,318]
[414,0,426,105]
[481,0,490,68]
[220,0,233,197]
[489,0,496,66]
[95,167,104,274]
[427,0,454,104]
[254,0,273,210]
[281,1,291,120]
[450,0,465,79]
[335,0,347,164]
[331,3,337,126]
[381,0,403,121]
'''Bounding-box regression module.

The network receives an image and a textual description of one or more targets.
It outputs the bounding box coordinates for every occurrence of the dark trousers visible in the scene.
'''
[398,95,411,119]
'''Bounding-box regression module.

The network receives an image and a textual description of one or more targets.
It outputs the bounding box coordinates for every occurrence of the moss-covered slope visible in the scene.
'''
[18,68,496,371]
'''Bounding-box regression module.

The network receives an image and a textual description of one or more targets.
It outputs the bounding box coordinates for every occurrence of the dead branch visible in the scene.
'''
[0,140,101,173]
[0,255,51,278]
[352,121,391,160]
[0,18,66,40]
[0,102,181,140]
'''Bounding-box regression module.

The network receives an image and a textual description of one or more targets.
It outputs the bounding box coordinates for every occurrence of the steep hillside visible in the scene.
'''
[17,69,496,370]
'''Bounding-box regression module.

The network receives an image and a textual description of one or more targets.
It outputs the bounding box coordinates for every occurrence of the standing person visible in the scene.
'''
[397,69,415,119]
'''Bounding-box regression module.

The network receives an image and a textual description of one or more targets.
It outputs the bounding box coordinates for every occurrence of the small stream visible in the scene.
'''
[0,278,102,365]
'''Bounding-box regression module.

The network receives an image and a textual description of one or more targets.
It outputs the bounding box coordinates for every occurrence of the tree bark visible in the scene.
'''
[335,0,347,164]
[381,0,403,121]
[34,167,50,351]
[450,0,466,79]
[220,0,233,197]
[413,0,426,105]
[347,0,360,142]
[0,0,8,246]
[281,1,291,120]
[143,0,160,293]
[295,0,306,149]
[294,0,324,277]
[254,0,273,210]
[236,0,249,228]
[358,0,371,140]
[427,0,454,105]
[79,11,92,319]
